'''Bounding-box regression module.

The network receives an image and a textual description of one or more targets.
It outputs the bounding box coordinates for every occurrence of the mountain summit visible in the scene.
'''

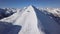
[0,5,60,34]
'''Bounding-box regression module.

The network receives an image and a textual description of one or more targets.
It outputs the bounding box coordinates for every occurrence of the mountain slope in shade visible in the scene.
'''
[0,8,17,19]
[33,6,60,34]
[0,5,60,34]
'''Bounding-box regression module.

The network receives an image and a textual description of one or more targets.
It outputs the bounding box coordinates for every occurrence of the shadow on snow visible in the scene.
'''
[0,21,22,34]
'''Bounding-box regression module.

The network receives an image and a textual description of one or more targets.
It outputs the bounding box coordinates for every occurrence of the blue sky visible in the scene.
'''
[0,0,60,8]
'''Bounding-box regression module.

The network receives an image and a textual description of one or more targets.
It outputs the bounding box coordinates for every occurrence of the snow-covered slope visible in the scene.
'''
[35,7,60,34]
[0,8,17,19]
[0,5,60,34]
[39,8,60,25]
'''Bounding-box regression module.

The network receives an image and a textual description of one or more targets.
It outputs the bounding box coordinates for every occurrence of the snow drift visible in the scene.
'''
[0,5,60,34]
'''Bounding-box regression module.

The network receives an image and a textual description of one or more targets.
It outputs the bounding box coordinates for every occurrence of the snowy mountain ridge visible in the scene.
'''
[0,5,60,34]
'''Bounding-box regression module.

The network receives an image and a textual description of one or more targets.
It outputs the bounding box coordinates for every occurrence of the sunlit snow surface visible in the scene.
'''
[0,5,60,34]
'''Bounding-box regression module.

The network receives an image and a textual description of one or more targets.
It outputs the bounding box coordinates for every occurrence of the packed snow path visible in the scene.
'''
[0,5,60,34]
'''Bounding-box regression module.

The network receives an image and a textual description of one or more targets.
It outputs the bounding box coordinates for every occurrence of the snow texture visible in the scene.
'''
[0,5,60,34]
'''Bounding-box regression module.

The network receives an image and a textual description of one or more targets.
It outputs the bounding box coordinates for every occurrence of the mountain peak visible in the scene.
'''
[27,5,36,9]
[29,5,34,7]
[24,5,37,12]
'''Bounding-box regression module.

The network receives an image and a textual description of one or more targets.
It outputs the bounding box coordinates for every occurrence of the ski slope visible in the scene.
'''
[0,5,60,34]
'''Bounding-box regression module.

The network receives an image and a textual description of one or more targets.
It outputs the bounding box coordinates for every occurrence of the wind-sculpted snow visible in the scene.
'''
[0,5,60,34]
